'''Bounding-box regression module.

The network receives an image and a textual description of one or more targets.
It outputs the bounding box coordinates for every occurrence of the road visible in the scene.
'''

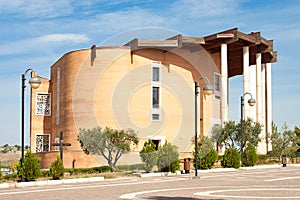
[1,165,300,199]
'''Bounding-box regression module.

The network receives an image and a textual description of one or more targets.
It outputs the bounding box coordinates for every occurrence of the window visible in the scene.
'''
[36,93,51,116]
[152,87,159,108]
[35,134,50,153]
[214,73,221,100]
[214,74,220,92]
[152,67,159,82]
[152,114,160,121]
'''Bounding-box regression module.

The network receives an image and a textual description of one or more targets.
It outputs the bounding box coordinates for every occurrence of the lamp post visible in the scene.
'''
[194,77,214,177]
[21,68,41,181]
[240,92,255,166]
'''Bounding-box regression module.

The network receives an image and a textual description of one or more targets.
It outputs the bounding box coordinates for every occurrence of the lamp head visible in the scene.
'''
[29,74,41,89]
[202,85,214,95]
[248,98,256,106]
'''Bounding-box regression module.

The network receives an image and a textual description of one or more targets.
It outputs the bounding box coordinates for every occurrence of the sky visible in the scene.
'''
[0,0,299,145]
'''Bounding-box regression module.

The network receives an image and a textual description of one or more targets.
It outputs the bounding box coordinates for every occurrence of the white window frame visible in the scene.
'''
[151,61,162,121]
[214,73,221,100]
[35,133,51,153]
[36,93,51,116]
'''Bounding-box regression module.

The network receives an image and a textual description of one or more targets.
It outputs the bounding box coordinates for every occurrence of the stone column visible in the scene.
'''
[243,46,250,119]
[266,63,272,151]
[221,43,228,124]
[257,61,267,154]
[256,53,262,124]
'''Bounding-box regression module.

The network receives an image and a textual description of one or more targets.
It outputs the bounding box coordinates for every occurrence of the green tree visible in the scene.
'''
[157,142,180,173]
[140,140,158,172]
[194,137,218,169]
[271,122,300,161]
[212,119,262,166]
[221,147,241,169]
[211,121,237,149]
[78,127,139,171]
[17,151,40,181]
[236,118,262,165]
[243,143,258,166]
[50,156,65,180]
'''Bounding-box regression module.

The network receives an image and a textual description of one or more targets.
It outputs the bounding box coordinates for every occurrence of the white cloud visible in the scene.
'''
[0,0,74,19]
[171,0,240,18]
[38,34,90,43]
[92,9,166,33]
[0,33,90,56]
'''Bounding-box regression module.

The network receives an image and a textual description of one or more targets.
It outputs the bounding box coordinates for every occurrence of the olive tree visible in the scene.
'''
[78,127,139,171]
[211,118,262,165]
[271,122,300,161]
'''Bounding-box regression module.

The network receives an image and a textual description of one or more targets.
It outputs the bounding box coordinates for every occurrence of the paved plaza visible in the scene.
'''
[0,164,300,199]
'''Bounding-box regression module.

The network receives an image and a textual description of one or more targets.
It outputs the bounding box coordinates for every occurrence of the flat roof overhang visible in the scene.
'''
[125,28,277,78]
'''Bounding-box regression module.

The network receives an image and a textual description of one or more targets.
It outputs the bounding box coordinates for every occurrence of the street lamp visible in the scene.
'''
[240,92,255,166]
[194,76,214,177]
[240,92,256,120]
[21,68,41,181]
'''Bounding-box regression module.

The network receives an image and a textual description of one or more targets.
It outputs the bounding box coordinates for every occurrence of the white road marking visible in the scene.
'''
[119,187,202,199]
[120,187,300,199]
[265,176,300,182]
[195,188,300,199]
[0,178,187,196]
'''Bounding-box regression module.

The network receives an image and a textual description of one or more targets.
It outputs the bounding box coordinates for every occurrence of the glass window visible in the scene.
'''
[152,87,159,108]
[35,134,50,153]
[153,67,159,82]
[214,74,220,92]
[152,114,159,121]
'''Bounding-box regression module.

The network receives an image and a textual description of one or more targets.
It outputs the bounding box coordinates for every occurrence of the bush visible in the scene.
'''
[243,143,258,166]
[194,137,218,169]
[140,140,158,172]
[50,156,65,180]
[115,164,144,171]
[157,143,180,173]
[0,161,2,177]
[17,151,41,181]
[64,166,112,175]
[221,148,241,169]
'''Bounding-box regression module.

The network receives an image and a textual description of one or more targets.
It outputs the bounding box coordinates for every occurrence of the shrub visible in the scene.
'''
[243,143,258,166]
[17,151,41,181]
[50,156,65,180]
[157,142,180,173]
[0,161,2,177]
[64,166,112,175]
[140,140,158,172]
[194,137,218,169]
[115,164,144,171]
[221,148,241,169]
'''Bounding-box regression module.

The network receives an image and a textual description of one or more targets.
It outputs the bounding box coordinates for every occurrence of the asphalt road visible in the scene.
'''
[1,164,300,200]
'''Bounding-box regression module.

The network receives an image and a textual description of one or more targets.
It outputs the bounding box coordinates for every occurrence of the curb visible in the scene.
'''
[0,176,104,188]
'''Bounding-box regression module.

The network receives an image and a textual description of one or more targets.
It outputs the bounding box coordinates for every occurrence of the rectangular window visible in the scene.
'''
[35,134,50,153]
[152,114,160,121]
[152,67,159,82]
[152,87,159,108]
[214,74,220,92]
[36,93,51,116]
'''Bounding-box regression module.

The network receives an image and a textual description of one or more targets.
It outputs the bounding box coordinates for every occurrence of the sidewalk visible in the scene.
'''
[1,164,299,188]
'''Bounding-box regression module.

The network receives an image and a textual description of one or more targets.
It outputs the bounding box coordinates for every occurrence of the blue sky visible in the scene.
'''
[0,0,299,145]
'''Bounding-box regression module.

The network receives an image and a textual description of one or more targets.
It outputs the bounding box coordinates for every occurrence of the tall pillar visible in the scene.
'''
[256,53,262,124]
[243,46,250,119]
[221,43,228,124]
[266,63,272,151]
[257,61,267,154]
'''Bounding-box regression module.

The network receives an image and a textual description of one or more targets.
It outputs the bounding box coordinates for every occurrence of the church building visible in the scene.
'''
[30,28,277,169]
